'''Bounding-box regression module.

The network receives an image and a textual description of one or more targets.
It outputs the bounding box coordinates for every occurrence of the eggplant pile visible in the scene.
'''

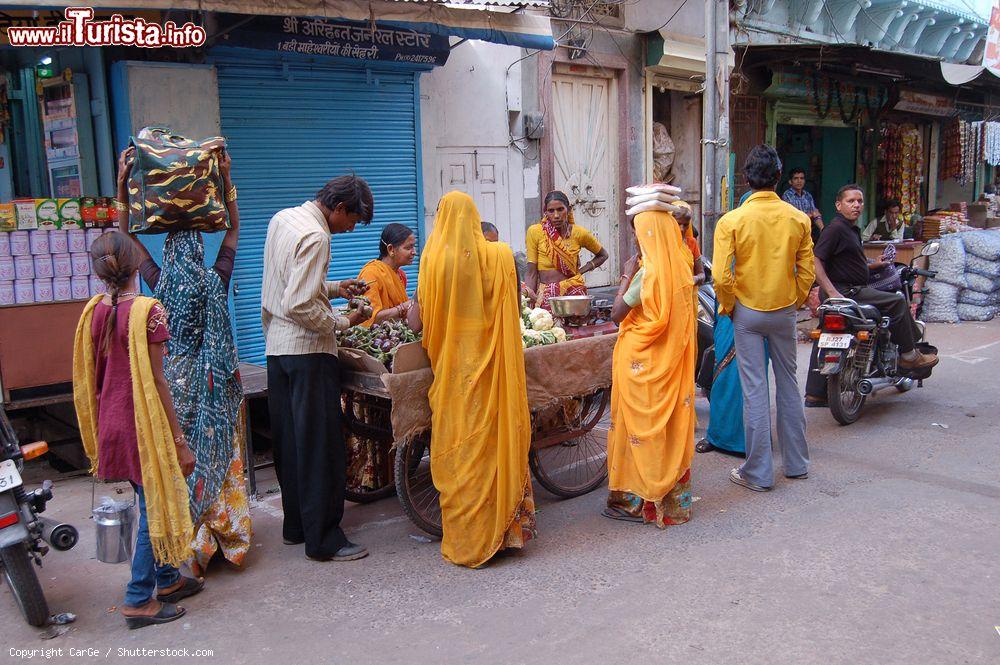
[338,320,421,367]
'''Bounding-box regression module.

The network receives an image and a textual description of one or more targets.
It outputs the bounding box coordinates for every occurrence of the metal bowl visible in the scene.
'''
[548,295,593,318]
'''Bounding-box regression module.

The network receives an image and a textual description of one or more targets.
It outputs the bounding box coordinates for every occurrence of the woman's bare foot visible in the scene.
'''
[121,599,164,618]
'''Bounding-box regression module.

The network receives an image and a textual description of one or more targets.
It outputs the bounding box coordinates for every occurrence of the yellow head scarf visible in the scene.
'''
[417,191,532,568]
[607,211,696,503]
[73,295,193,567]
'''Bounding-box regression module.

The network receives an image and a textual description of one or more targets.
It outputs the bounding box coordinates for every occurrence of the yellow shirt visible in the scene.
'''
[712,191,815,316]
[525,223,603,272]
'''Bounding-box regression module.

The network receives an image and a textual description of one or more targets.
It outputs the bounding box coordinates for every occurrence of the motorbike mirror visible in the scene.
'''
[921,241,940,257]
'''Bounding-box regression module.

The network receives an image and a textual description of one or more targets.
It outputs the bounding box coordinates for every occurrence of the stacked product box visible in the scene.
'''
[0,197,117,306]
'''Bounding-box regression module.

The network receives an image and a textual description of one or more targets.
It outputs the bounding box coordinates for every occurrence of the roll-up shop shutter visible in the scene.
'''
[211,49,423,365]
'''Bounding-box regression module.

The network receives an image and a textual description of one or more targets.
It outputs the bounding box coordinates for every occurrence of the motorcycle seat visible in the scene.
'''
[856,304,882,321]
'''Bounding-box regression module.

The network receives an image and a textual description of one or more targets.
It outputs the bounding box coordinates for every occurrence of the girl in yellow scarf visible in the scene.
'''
[72,231,202,629]
[604,210,696,527]
[407,191,536,567]
[357,223,417,326]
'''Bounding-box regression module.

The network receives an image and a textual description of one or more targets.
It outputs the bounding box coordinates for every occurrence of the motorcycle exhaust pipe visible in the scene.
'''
[38,517,78,551]
[857,377,895,396]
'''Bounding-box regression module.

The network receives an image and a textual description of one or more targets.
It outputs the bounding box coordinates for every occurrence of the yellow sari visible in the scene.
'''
[418,191,535,568]
[73,295,194,566]
[357,259,409,327]
[606,211,696,527]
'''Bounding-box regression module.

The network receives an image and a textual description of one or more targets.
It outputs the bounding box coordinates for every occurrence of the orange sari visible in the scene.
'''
[418,191,535,567]
[357,259,409,327]
[606,210,696,527]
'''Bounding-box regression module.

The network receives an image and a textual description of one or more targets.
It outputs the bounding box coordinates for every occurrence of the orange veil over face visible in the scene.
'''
[417,191,532,568]
[607,210,696,503]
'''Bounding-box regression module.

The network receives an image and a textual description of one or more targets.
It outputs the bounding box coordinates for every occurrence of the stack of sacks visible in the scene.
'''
[924,231,1000,322]
[625,183,683,216]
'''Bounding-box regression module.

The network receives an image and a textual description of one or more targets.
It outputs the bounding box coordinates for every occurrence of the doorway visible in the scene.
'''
[776,124,857,222]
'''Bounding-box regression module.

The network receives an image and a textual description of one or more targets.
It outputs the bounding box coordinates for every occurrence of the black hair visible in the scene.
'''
[90,231,141,354]
[316,175,374,223]
[789,168,806,179]
[836,183,864,201]
[883,198,901,211]
[378,223,414,258]
[543,190,571,209]
[481,221,499,235]
[744,145,782,190]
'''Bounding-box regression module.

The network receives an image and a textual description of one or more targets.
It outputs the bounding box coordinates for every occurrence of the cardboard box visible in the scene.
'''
[0,203,16,232]
[13,199,38,230]
[57,198,82,229]
[34,199,60,230]
[337,340,430,377]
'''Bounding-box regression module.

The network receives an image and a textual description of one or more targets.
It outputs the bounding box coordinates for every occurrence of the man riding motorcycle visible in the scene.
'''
[804,184,938,407]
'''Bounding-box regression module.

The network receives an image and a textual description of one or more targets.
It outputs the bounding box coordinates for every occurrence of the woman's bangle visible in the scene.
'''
[173,434,186,447]
[225,185,238,203]
[114,201,128,213]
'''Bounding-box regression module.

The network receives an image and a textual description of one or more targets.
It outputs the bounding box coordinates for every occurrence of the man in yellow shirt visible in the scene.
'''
[712,145,814,492]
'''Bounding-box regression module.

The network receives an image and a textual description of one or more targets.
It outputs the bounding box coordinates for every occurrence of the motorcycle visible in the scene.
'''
[695,258,717,383]
[0,407,78,626]
[812,241,940,425]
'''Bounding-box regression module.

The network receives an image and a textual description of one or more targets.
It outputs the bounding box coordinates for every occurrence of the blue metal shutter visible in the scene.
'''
[211,49,422,365]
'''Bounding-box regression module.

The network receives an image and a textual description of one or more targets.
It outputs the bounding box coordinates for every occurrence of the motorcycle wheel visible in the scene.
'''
[0,543,49,627]
[828,369,866,426]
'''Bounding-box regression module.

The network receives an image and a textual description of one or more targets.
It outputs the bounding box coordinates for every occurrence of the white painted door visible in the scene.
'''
[437,148,511,245]
[551,72,618,287]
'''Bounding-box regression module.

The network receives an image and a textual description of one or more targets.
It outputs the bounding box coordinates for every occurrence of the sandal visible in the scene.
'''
[601,507,644,523]
[124,602,186,630]
[695,438,716,453]
[156,576,204,604]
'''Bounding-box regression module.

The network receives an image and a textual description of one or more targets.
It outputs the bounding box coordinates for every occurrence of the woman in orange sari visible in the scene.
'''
[356,223,417,326]
[407,191,536,567]
[525,191,609,309]
[604,209,696,526]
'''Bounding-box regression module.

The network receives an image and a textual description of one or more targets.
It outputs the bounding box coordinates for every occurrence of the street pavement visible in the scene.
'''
[3,321,999,664]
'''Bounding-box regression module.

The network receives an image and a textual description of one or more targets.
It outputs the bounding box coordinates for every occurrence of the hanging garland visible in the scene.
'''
[833,80,862,124]
[810,71,832,119]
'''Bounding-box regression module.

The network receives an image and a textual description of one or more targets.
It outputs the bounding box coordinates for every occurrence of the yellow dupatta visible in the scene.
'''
[357,259,409,327]
[73,295,193,567]
[607,211,696,504]
[418,191,532,568]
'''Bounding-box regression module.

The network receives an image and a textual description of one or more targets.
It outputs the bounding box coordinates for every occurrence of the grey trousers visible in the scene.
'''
[732,302,810,487]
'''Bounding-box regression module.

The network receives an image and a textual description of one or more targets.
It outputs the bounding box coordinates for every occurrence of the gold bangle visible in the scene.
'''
[114,201,128,213]
[225,185,238,203]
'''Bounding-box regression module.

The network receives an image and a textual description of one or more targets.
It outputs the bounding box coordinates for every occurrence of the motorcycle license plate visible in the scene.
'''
[818,333,852,349]
[0,459,22,491]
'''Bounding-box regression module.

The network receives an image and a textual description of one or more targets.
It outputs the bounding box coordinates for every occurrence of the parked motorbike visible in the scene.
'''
[695,259,717,382]
[0,407,78,626]
[812,241,940,425]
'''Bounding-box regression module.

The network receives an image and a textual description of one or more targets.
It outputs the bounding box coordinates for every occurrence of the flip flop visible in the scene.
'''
[124,603,186,630]
[695,438,716,453]
[601,507,644,523]
[156,576,204,604]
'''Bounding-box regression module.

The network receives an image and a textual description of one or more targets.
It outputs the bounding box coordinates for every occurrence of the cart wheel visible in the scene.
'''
[394,434,442,537]
[529,388,609,498]
[345,473,397,504]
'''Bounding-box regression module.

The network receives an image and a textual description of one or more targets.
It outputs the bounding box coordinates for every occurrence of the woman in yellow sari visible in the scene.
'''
[525,190,609,309]
[356,223,417,326]
[407,191,536,567]
[604,210,696,526]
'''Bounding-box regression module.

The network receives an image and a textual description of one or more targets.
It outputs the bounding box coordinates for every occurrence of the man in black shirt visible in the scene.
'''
[804,184,937,405]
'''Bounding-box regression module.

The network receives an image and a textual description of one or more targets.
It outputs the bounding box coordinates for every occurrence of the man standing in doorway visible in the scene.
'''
[714,145,814,492]
[262,175,374,562]
[782,168,824,243]
[804,185,938,406]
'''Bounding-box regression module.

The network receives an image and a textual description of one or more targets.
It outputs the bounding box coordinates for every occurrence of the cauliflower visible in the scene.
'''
[522,329,543,348]
[520,318,527,333]
[539,330,557,345]
[551,326,567,343]
[529,308,554,331]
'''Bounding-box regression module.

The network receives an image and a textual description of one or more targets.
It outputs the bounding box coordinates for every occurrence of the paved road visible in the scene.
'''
[3,321,999,664]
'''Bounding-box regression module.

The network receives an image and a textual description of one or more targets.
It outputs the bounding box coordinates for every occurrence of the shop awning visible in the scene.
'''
[645,30,733,91]
[0,0,556,51]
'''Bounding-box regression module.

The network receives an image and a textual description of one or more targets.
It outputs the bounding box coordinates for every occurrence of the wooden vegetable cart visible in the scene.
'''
[338,334,617,536]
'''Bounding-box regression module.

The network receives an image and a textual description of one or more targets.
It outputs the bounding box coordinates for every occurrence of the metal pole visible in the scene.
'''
[703,0,718,257]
